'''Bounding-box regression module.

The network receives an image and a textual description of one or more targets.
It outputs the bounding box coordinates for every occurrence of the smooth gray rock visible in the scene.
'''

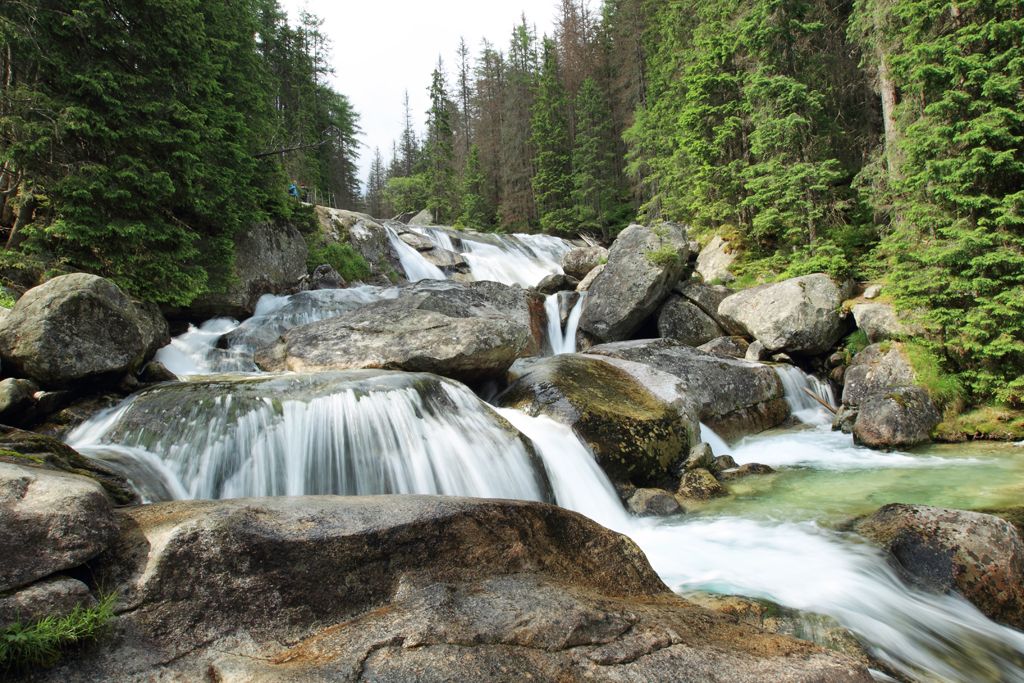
[579,224,690,342]
[0,273,169,388]
[575,262,605,292]
[718,274,848,355]
[842,343,916,408]
[186,221,308,318]
[588,339,789,442]
[0,576,96,628]
[675,279,739,333]
[657,295,723,346]
[852,303,920,343]
[863,285,882,299]
[560,246,608,280]
[421,247,468,272]
[308,263,345,290]
[536,273,579,295]
[853,387,940,449]
[720,463,776,481]
[745,340,768,361]
[686,442,716,470]
[0,378,37,424]
[36,496,870,682]
[0,462,118,592]
[856,504,1024,628]
[398,230,435,251]
[256,281,541,383]
[699,336,750,360]
[695,235,737,283]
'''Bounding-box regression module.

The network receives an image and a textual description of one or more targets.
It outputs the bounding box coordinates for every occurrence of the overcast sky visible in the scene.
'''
[279,0,560,186]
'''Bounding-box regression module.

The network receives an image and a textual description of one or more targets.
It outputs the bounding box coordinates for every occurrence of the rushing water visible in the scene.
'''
[65,226,1024,681]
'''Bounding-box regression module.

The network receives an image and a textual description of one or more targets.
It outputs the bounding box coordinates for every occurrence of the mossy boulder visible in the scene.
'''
[0,426,139,505]
[496,354,697,487]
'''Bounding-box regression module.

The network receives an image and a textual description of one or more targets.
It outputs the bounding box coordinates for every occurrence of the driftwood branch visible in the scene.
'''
[802,387,838,414]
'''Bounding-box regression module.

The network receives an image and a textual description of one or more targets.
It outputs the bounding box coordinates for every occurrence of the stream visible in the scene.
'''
[66,225,1024,682]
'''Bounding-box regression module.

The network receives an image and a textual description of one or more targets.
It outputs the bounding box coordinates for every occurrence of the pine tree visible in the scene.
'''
[423,61,458,223]
[572,77,622,238]
[499,19,539,230]
[531,38,575,234]
[456,145,492,229]
[365,147,388,218]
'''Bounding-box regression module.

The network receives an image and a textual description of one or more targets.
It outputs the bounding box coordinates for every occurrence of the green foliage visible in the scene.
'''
[456,146,493,229]
[1,594,115,673]
[423,65,459,224]
[530,39,574,234]
[854,0,1024,405]
[0,289,15,308]
[903,341,967,411]
[305,236,370,283]
[384,175,429,215]
[572,78,626,239]
[645,244,682,268]
[935,406,1024,442]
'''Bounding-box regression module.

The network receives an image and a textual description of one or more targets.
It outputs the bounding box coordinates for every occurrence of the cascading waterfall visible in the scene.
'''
[542,292,585,355]
[69,371,552,503]
[774,363,837,426]
[384,224,446,281]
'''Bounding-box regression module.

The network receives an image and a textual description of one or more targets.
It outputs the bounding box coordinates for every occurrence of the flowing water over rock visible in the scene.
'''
[543,292,585,355]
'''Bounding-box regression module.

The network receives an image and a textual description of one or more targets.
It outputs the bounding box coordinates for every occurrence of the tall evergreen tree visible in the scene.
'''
[531,38,575,233]
[423,60,458,223]
[572,77,622,238]
[499,19,539,230]
[456,145,491,229]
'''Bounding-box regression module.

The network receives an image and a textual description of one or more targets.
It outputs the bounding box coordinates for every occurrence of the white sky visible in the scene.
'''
[279,0,560,185]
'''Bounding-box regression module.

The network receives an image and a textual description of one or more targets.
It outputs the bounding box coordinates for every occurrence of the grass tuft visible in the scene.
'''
[0,594,115,673]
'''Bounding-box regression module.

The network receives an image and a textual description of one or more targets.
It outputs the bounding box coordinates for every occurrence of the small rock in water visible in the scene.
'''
[627,488,685,517]
[139,360,179,384]
[536,273,578,295]
[677,468,728,501]
[832,406,858,434]
[685,442,715,470]
[310,263,346,290]
[720,463,776,481]
[712,454,738,472]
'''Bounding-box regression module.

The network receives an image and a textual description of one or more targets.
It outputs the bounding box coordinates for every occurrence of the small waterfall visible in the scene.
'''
[699,422,731,454]
[68,371,551,502]
[155,318,250,376]
[774,364,837,426]
[385,225,446,281]
[542,292,585,355]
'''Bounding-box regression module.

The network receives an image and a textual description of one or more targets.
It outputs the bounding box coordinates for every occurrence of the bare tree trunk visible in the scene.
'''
[877,50,900,179]
[7,197,35,250]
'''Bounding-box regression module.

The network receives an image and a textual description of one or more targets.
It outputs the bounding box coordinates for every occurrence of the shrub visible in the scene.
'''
[0,594,115,673]
[306,236,371,283]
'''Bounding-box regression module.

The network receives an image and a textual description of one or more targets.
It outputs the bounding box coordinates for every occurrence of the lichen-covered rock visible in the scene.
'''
[855,504,1024,628]
[677,468,728,501]
[37,495,871,682]
[579,224,690,342]
[0,273,170,388]
[699,336,750,359]
[588,339,789,442]
[718,274,848,355]
[316,208,401,286]
[627,488,685,516]
[657,295,723,346]
[496,354,697,487]
[695,235,737,283]
[0,576,96,628]
[184,221,308,318]
[851,303,920,344]
[561,246,608,279]
[256,281,541,383]
[842,342,916,408]
[852,387,940,449]
[0,462,119,592]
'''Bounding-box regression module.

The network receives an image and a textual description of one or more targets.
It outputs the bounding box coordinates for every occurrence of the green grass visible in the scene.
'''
[935,406,1024,442]
[0,594,115,673]
[903,340,966,411]
[645,244,682,268]
[842,329,869,361]
[0,290,15,308]
[306,236,371,283]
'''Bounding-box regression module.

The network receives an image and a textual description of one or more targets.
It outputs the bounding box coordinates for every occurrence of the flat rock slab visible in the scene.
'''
[42,495,871,682]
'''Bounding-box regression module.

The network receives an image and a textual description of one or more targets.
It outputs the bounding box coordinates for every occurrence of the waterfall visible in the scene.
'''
[542,292,585,355]
[774,364,837,426]
[699,422,731,454]
[68,371,552,503]
[384,225,446,281]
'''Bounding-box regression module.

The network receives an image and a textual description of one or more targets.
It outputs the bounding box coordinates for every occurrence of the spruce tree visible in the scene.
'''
[572,78,621,238]
[423,62,458,223]
[531,38,575,234]
[456,145,492,229]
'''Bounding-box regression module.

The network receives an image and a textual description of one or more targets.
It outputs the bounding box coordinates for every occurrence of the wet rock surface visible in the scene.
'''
[32,495,872,682]
[852,387,940,449]
[855,504,1024,628]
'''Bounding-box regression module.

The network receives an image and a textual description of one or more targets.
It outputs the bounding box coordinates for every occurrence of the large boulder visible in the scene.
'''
[718,274,848,355]
[675,278,739,334]
[560,246,608,279]
[317,207,402,286]
[855,504,1024,628]
[40,496,871,681]
[185,221,308,318]
[496,354,698,487]
[579,224,690,342]
[657,295,723,346]
[851,303,921,344]
[852,387,941,449]
[0,273,169,388]
[695,235,737,283]
[256,281,542,383]
[588,339,788,442]
[842,342,916,408]
[0,462,119,592]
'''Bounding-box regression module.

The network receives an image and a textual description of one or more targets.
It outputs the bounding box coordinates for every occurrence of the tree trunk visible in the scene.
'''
[877,49,900,179]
